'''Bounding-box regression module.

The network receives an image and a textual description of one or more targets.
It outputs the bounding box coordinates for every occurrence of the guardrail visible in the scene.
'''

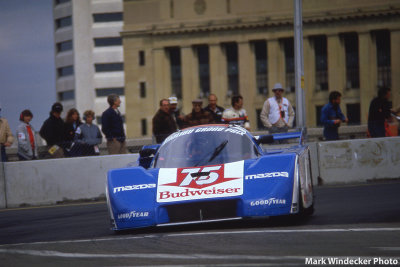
[1,127,399,209]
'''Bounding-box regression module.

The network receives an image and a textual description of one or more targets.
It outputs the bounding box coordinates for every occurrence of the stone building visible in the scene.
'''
[122,0,400,138]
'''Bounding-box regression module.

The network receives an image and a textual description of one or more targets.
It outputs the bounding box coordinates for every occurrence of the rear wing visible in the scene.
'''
[255,129,306,146]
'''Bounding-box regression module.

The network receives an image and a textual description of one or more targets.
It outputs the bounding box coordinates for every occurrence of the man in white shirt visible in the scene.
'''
[222,95,250,131]
[260,83,295,133]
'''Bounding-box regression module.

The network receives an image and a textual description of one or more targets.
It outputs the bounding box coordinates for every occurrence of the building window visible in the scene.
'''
[95,87,124,97]
[55,0,70,5]
[256,108,266,130]
[58,90,75,101]
[95,63,123,72]
[195,45,210,97]
[140,82,146,98]
[57,65,74,77]
[55,16,72,29]
[224,42,239,96]
[312,35,328,91]
[167,47,182,99]
[139,51,145,66]
[96,116,102,125]
[94,37,122,47]
[93,12,123,23]
[253,40,268,95]
[374,30,391,88]
[343,33,360,89]
[56,40,72,53]
[141,119,147,136]
[346,103,360,125]
[282,38,295,93]
[315,105,323,126]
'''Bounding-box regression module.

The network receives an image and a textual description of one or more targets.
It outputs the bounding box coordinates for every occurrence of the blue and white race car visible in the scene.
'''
[106,125,314,231]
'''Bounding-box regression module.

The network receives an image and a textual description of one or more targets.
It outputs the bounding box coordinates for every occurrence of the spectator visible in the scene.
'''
[39,102,65,158]
[204,93,225,123]
[17,109,38,160]
[75,110,102,156]
[183,99,214,128]
[392,105,400,136]
[368,87,392,138]
[152,99,177,144]
[101,94,126,154]
[168,96,185,129]
[321,91,348,140]
[64,108,82,157]
[0,105,14,162]
[260,83,295,133]
[222,95,250,130]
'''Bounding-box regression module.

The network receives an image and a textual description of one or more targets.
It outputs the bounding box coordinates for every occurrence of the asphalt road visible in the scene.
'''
[0,181,400,266]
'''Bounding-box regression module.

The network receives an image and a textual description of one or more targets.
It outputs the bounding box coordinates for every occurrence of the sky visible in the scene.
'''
[0,0,56,134]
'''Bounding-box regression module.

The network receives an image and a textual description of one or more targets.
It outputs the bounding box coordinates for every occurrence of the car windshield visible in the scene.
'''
[153,126,260,168]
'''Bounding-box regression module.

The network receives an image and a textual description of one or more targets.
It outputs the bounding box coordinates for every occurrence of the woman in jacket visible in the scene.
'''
[17,109,38,160]
[75,110,102,156]
[64,108,82,156]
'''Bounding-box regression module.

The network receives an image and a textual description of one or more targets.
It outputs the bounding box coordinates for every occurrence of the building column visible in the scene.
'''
[181,46,199,114]
[327,34,346,94]
[238,41,256,131]
[359,31,377,124]
[209,43,229,107]
[303,36,316,126]
[267,39,285,94]
[391,29,400,110]
[152,48,171,108]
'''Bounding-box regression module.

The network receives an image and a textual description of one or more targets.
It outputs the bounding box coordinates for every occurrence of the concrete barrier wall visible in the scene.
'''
[1,137,399,208]
[317,136,400,184]
[2,154,138,208]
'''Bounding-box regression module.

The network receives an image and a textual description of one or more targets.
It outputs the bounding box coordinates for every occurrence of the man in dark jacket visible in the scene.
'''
[320,91,348,140]
[368,87,392,138]
[39,102,65,158]
[101,94,126,154]
[183,99,215,128]
[152,99,177,144]
[204,94,225,123]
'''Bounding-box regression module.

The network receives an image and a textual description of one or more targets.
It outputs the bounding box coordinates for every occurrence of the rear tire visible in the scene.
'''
[296,185,314,219]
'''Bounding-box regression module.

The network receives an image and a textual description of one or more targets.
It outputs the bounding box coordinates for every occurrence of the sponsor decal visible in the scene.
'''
[194,127,225,133]
[250,198,286,206]
[113,183,156,194]
[117,211,150,220]
[157,161,244,202]
[224,127,246,136]
[163,129,195,144]
[163,126,246,144]
[245,171,289,180]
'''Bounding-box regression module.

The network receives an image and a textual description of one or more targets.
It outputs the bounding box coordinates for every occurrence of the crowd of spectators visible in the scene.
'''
[0,85,398,161]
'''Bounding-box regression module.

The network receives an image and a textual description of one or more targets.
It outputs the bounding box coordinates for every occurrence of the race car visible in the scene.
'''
[106,125,314,231]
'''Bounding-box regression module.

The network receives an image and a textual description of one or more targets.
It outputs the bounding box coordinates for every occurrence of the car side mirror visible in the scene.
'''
[138,145,160,169]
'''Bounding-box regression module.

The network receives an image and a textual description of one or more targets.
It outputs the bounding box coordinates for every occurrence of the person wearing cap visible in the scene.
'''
[152,98,177,143]
[183,99,214,128]
[222,95,250,130]
[16,109,38,160]
[101,94,127,154]
[168,96,185,129]
[39,102,66,158]
[260,83,295,133]
[0,105,14,162]
[204,94,225,123]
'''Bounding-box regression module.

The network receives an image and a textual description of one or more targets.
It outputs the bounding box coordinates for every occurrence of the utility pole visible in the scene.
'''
[294,0,306,132]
